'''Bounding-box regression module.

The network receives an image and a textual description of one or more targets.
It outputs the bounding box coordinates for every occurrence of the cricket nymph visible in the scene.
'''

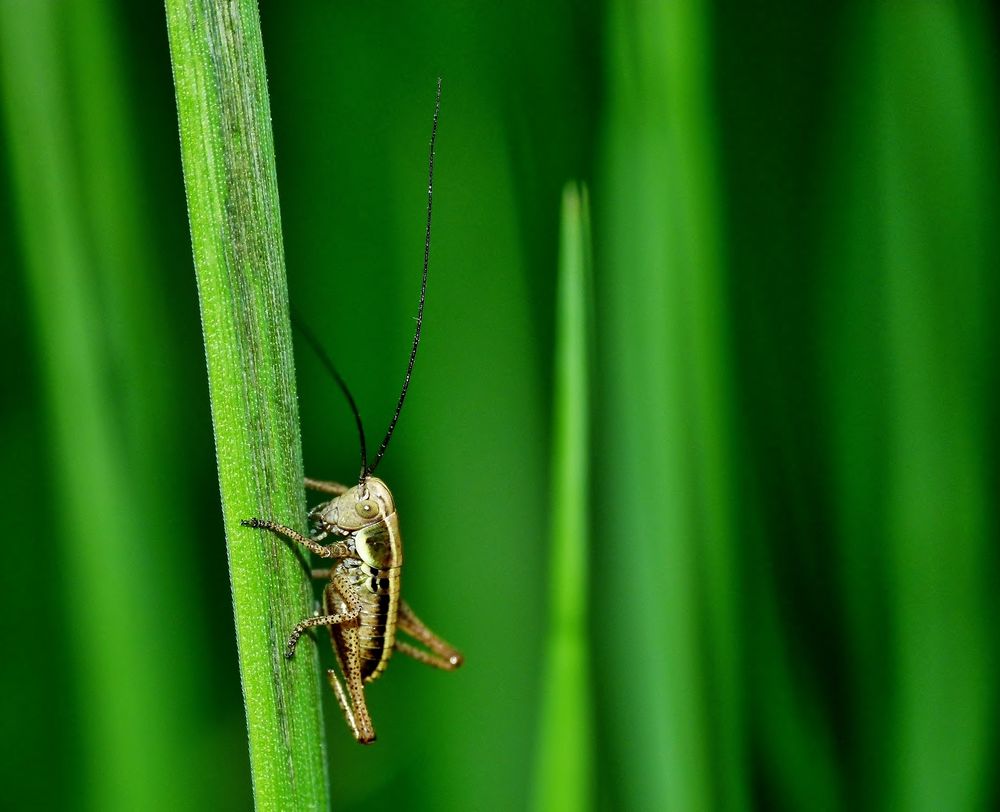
[241,80,460,744]
[310,477,402,682]
[242,471,461,744]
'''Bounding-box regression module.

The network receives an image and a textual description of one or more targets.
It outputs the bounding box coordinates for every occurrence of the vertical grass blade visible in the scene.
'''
[875,7,996,809]
[751,536,841,811]
[598,1,744,808]
[531,182,595,812]
[597,1,746,809]
[826,3,998,808]
[0,2,211,808]
[164,1,328,807]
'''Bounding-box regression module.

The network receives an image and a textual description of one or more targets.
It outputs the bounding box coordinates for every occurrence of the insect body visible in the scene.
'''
[241,80,462,744]
[242,475,461,744]
[311,477,403,685]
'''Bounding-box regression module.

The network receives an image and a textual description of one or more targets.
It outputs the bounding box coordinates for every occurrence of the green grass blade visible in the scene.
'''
[826,3,998,808]
[874,7,996,809]
[0,2,215,809]
[59,1,218,796]
[751,535,841,812]
[598,2,744,808]
[164,1,328,807]
[531,182,595,812]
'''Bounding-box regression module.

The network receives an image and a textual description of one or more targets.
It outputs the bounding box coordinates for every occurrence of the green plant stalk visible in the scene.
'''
[60,0,216,800]
[0,3,207,809]
[827,4,996,809]
[751,527,840,812]
[531,183,595,812]
[880,11,995,806]
[826,2,998,807]
[599,1,744,808]
[164,1,328,807]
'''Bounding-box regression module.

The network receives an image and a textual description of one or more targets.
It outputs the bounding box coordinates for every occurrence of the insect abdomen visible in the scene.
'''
[355,565,400,682]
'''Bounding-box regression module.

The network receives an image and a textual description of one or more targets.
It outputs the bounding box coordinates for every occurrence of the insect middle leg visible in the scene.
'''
[395,600,463,670]
[285,573,361,658]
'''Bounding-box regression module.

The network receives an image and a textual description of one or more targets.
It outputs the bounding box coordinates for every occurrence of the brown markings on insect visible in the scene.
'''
[242,476,461,744]
[241,79,461,744]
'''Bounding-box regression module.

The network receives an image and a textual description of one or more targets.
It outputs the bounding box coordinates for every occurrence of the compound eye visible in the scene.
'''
[355,499,379,519]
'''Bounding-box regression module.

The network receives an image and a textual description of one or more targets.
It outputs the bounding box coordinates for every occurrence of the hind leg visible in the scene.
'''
[395,600,463,670]
[326,623,377,744]
[320,581,376,744]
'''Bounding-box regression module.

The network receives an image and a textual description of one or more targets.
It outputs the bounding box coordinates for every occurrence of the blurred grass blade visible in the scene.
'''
[750,525,841,812]
[165,1,328,807]
[598,1,745,808]
[0,2,212,809]
[531,182,595,812]
[826,3,998,808]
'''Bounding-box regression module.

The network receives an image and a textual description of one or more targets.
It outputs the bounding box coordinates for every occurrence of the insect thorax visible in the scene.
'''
[354,512,403,569]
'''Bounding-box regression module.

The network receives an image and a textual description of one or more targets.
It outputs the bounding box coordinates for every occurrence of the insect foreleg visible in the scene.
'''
[395,601,464,670]
[240,517,351,559]
[304,477,349,495]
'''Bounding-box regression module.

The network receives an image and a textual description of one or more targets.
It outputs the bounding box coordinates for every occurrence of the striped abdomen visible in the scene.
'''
[334,509,403,683]
[355,563,400,682]
[325,561,401,683]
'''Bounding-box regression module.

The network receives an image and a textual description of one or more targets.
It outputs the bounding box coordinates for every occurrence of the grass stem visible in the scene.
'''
[532,182,595,812]
[164,1,328,806]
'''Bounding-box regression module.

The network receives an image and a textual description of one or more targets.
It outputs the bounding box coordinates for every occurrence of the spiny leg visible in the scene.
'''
[310,568,332,580]
[245,511,377,743]
[329,624,376,744]
[286,574,361,659]
[395,600,463,670]
[395,640,461,671]
[241,517,351,559]
[321,581,376,744]
[304,477,349,495]
[325,666,360,741]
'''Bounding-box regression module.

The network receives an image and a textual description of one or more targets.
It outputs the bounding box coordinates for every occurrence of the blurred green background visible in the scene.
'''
[2,1,998,810]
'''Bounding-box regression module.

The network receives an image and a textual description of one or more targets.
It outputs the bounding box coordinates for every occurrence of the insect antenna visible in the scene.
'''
[291,310,368,484]
[366,77,441,478]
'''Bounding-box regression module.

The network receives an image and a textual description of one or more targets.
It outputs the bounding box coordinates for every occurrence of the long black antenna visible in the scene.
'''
[291,310,368,483]
[366,78,441,478]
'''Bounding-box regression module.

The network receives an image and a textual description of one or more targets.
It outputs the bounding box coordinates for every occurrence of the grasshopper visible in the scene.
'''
[242,80,461,744]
